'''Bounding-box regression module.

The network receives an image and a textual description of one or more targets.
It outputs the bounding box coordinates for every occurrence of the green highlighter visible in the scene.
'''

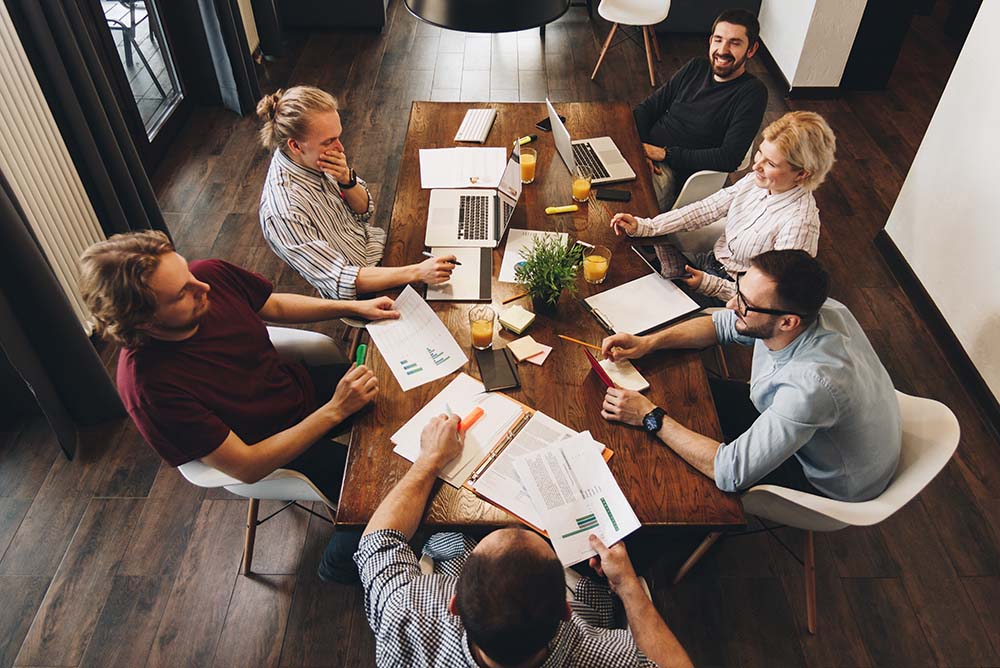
[355,343,367,366]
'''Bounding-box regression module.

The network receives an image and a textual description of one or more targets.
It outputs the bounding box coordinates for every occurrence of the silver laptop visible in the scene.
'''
[546,98,636,185]
[424,144,523,248]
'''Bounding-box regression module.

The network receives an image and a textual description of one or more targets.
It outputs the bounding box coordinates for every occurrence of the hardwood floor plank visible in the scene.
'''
[720,576,807,668]
[842,578,936,667]
[244,500,311,576]
[146,500,247,668]
[93,422,162,498]
[15,498,141,666]
[0,498,31,562]
[0,420,59,499]
[212,574,296,668]
[657,575,730,667]
[0,576,50,668]
[78,575,173,668]
[961,576,1000,658]
[0,495,87,576]
[119,489,204,578]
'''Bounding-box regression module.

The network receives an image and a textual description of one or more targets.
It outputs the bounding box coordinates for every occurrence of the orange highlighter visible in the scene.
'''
[459,407,485,432]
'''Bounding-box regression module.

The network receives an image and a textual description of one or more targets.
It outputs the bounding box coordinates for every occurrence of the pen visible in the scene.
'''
[501,292,529,305]
[354,343,367,366]
[422,251,462,266]
[460,407,484,432]
[517,134,538,146]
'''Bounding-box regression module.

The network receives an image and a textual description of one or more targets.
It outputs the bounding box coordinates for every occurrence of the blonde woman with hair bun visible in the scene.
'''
[257,86,457,300]
[610,110,837,303]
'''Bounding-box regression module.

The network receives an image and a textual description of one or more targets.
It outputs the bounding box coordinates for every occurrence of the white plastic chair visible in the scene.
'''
[591,0,671,87]
[176,325,346,575]
[671,142,754,212]
[672,391,960,634]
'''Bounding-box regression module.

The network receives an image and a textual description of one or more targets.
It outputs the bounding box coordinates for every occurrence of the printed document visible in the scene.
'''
[419,147,507,189]
[366,285,467,391]
[514,433,640,566]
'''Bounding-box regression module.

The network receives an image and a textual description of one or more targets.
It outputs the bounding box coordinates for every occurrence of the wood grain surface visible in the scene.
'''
[336,101,743,530]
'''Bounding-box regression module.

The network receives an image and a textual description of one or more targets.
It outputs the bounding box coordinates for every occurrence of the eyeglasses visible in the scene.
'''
[734,274,804,318]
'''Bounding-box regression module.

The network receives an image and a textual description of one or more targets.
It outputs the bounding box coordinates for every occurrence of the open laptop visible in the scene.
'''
[546,98,636,185]
[424,143,523,248]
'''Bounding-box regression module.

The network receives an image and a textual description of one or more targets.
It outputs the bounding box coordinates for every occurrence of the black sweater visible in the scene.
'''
[633,58,768,182]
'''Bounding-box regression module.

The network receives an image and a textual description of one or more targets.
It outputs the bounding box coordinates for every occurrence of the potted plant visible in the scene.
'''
[514,235,583,313]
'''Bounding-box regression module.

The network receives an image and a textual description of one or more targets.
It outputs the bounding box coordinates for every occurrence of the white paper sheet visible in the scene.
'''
[391,374,526,487]
[498,229,569,283]
[584,272,700,334]
[514,433,641,566]
[365,285,467,391]
[419,147,507,189]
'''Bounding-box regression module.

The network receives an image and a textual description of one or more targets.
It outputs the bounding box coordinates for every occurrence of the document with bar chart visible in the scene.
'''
[365,285,467,391]
[514,432,640,566]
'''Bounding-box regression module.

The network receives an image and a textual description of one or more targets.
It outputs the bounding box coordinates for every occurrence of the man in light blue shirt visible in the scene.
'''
[599,250,900,502]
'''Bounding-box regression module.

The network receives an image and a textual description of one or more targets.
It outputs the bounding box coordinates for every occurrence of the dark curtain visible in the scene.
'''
[4,0,168,238]
[0,171,125,460]
[198,0,261,114]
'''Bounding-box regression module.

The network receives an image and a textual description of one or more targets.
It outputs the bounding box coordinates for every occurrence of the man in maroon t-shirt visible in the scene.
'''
[79,231,399,582]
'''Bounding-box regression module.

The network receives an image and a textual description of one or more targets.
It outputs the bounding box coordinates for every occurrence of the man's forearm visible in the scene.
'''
[649,316,719,352]
[343,184,369,214]
[656,416,719,480]
[356,265,418,293]
[263,293,363,323]
[363,460,439,539]
[619,580,692,668]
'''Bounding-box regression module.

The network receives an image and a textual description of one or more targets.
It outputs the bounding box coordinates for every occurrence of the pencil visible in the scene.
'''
[501,292,529,305]
[557,334,602,352]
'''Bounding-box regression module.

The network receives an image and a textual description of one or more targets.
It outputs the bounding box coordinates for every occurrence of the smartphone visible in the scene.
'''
[475,348,520,391]
[596,188,631,202]
[535,115,565,132]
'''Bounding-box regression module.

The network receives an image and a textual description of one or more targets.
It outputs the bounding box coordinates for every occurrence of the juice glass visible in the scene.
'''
[520,148,537,184]
[469,305,496,350]
[583,245,611,284]
[572,164,593,202]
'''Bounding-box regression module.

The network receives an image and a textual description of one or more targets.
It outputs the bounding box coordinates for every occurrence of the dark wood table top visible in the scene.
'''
[336,101,744,531]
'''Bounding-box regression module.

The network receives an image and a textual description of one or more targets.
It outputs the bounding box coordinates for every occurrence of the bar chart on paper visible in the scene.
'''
[366,286,467,391]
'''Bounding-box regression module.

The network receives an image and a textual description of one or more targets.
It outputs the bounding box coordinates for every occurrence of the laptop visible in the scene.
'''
[546,98,636,185]
[424,143,523,248]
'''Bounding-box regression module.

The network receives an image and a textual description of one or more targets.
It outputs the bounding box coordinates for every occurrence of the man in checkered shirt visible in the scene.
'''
[354,413,693,667]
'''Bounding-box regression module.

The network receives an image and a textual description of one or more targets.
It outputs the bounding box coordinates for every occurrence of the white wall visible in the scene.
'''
[759,0,866,88]
[884,1,1000,401]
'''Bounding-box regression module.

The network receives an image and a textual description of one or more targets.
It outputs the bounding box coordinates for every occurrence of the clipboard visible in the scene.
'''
[582,272,700,335]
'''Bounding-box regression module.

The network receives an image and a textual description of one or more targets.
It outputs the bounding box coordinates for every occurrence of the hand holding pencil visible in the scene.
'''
[600,333,650,362]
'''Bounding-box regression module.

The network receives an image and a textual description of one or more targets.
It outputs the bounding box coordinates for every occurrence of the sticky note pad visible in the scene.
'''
[525,343,553,366]
[499,305,536,334]
[507,336,545,362]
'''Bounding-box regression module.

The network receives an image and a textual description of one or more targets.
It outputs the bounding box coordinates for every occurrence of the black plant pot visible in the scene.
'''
[531,293,560,315]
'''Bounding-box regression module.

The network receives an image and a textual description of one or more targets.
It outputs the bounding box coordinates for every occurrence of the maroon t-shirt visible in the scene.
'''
[117,259,317,466]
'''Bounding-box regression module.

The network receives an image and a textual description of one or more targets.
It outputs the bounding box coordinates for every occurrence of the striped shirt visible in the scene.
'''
[633,173,820,300]
[355,530,657,667]
[259,148,386,300]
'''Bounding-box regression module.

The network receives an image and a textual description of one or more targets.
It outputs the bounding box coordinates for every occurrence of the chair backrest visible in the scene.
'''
[741,391,959,532]
[178,459,334,507]
[672,143,754,211]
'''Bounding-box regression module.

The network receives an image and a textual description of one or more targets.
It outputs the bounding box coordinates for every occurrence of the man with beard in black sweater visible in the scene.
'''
[634,9,768,211]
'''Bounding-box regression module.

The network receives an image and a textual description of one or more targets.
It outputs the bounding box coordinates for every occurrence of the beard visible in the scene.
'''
[710,50,747,78]
[734,314,778,340]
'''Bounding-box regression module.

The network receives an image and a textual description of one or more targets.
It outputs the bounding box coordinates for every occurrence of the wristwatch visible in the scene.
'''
[642,407,665,434]
[338,168,358,190]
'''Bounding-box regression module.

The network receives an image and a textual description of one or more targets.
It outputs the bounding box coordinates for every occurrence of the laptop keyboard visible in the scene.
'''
[572,142,610,179]
[502,200,513,224]
[458,195,491,240]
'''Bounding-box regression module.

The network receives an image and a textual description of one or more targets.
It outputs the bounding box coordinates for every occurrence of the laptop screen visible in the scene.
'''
[497,142,522,223]
[546,98,575,173]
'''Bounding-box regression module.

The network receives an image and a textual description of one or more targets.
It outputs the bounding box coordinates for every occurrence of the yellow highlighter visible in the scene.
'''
[545,204,579,215]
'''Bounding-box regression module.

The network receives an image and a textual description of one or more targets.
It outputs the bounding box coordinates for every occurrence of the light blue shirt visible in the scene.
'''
[712,300,901,501]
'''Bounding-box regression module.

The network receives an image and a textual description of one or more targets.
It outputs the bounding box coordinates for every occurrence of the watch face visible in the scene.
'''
[643,414,658,432]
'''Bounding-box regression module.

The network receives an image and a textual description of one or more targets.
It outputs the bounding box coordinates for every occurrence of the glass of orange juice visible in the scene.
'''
[572,164,593,202]
[469,305,496,350]
[520,148,537,184]
[583,245,611,284]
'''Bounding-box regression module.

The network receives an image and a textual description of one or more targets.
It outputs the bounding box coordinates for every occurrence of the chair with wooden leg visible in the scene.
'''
[673,391,960,634]
[591,0,671,87]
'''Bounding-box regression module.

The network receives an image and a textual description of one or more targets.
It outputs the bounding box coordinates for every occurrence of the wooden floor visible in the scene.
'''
[3,1,1000,666]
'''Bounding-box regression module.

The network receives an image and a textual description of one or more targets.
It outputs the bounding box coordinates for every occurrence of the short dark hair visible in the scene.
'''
[712,9,761,47]
[750,250,830,324]
[455,530,565,665]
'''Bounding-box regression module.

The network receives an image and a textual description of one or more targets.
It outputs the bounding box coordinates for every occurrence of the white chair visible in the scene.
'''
[591,0,671,87]
[671,142,755,211]
[672,391,960,634]
[176,326,347,575]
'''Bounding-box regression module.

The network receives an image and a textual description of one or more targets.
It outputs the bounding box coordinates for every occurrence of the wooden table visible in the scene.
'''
[336,102,743,532]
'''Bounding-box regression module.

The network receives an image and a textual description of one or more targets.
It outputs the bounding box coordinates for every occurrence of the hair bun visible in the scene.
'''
[256,89,284,122]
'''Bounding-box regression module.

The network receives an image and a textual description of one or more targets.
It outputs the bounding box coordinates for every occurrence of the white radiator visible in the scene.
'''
[0,2,106,332]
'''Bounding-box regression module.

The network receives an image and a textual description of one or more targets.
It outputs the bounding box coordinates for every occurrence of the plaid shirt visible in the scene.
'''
[355,530,657,667]
[633,173,820,300]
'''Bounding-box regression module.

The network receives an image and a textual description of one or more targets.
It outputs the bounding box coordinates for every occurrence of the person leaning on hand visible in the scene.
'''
[598,250,900,503]
[257,85,456,300]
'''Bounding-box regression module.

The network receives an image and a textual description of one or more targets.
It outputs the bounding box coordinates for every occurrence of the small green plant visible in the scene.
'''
[514,235,583,308]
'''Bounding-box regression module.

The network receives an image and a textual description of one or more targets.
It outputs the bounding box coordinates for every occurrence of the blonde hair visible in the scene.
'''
[79,230,175,348]
[256,86,339,151]
[761,111,837,191]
